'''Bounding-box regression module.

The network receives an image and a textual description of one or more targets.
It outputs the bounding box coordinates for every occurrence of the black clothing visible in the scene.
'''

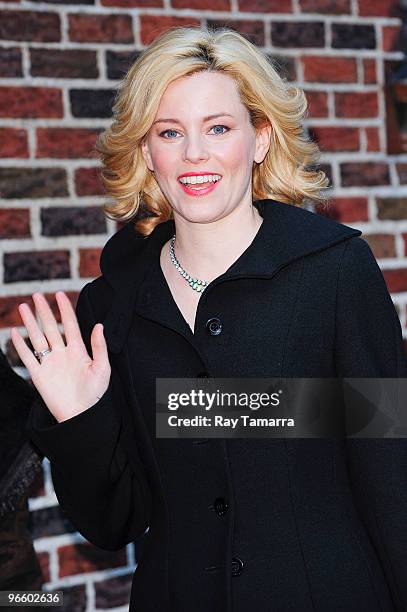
[28,199,407,611]
[0,348,43,591]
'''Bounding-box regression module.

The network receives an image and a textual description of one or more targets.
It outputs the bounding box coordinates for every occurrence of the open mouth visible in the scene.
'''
[178,176,222,196]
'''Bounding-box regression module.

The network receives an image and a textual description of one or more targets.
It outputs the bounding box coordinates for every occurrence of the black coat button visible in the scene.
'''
[214,497,228,516]
[206,317,222,336]
[231,557,244,576]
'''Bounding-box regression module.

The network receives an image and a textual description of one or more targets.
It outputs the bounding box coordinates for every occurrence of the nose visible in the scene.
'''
[182,134,210,164]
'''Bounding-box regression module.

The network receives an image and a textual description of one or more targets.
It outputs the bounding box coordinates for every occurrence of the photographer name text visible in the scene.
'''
[167,415,294,428]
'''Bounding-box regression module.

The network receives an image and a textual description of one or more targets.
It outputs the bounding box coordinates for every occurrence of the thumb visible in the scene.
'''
[90,323,109,371]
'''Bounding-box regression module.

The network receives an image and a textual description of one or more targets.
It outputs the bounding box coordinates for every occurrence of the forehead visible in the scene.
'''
[156,71,244,115]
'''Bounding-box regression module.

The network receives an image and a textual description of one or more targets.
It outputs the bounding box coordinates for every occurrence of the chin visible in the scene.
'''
[178,206,227,225]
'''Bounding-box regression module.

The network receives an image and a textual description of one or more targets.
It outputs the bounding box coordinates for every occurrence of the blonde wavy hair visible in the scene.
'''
[95,25,330,236]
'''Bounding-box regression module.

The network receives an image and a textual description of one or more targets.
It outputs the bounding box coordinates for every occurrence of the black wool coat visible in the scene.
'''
[28,198,407,612]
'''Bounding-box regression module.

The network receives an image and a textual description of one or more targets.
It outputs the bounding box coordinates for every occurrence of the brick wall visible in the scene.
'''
[25,461,136,610]
[1,0,407,609]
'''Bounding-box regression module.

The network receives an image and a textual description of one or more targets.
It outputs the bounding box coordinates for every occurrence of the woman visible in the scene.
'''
[11,26,407,612]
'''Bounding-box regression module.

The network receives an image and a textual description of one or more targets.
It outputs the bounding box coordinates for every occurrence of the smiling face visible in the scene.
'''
[141,70,271,224]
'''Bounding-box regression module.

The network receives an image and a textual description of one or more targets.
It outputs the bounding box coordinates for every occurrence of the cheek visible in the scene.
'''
[151,149,175,178]
[218,139,252,172]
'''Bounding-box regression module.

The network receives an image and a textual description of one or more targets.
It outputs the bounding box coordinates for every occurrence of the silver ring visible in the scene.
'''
[33,347,52,363]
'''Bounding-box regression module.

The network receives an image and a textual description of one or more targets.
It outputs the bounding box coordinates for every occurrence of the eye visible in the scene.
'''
[159,124,230,139]
[210,124,229,135]
[159,128,179,139]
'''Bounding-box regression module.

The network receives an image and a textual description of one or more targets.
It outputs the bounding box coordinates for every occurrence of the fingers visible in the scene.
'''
[90,323,109,372]
[32,293,66,349]
[55,291,85,347]
[17,301,45,352]
[10,327,40,375]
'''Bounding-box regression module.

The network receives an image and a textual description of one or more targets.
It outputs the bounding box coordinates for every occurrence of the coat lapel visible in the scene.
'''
[100,199,362,353]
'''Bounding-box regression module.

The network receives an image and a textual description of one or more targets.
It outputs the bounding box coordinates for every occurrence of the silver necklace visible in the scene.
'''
[169,234,208,293]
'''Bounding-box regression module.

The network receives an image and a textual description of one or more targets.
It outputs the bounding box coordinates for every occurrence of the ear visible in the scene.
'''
[254,122,272,164]
[141,137,154,172]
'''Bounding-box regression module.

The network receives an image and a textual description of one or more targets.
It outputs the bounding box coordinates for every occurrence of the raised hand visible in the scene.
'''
[10,291,111,423]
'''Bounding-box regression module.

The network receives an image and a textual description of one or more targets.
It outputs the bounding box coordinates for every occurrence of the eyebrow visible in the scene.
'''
[152,113,235,126]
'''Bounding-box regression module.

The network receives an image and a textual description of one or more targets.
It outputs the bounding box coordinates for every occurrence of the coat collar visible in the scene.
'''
[100,198,362,352]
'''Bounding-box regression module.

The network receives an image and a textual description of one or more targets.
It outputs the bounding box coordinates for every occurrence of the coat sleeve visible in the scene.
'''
[334,236,407,611]
[26,281,152,551]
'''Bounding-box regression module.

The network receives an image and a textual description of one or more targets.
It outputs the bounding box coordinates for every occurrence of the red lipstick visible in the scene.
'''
[177,172,223,197]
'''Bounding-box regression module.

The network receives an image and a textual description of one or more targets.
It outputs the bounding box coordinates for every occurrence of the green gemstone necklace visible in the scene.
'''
[169,234,208,293]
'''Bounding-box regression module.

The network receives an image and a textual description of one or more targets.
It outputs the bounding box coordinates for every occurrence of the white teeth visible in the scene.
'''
[179,174,222,185]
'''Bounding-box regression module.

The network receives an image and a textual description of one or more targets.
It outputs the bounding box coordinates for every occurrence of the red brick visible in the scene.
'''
[208,19,265,47]
[300,0,350,13]
[304,90,328,117]
[0,295,32,329]
[41,206,106,237]
[36,128,102,159]
[79,248,102,278]
[0,47,22,77]
[102,0,161,5]
[31,506,77,540]
[402,233,407,256]
[95,574,133,609]
[4,250,71,282]
[0,87,63,119]
[27,469,45,499]
[0,291,79,330]
[37,552,50,584]
[0,167,67,199]
[397,164,407,184]
[332,23,376,50]
[139,15,202,45]
[0,11,60,42]
[59,585,86,609]
[30,48,98,79]
[58,543,127,577]
[75,167,105,196]
[0,128,28,158]
[271,21,324,48]
[363,233,396,258]
[341,162,390,186]
[383,268,407,293]
[68,14,134,44]
[0,209,30,238]
[303,56,357,83]
[358,0,401,17]
[365,127,380,152]
[315,197,368,222]
[310,126,359,151]
[377,197,407,220]
[237,0,292,11]
[363,58,376,84]
[393,82,407,103]
[383,25,403,53]
[335,92,378,118]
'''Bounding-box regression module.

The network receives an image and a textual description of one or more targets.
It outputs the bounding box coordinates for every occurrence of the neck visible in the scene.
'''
[170,201,263,282]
